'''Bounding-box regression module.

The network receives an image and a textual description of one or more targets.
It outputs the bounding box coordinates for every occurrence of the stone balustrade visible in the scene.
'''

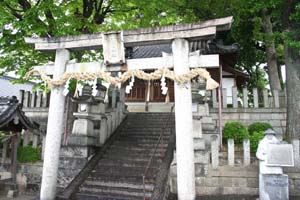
[210,138,300,169]
[210,87,286,109]
[19,90,50,108]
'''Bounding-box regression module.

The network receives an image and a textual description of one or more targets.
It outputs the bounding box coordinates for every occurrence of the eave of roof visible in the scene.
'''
[0,96,39,132]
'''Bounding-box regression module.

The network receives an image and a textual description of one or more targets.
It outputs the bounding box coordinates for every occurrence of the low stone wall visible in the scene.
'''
[210,108,286,135]
[169,162,300,197]
[196,165,300,196]
[0,162,43,194]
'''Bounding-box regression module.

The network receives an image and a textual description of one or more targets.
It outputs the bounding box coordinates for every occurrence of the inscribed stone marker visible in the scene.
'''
[266,144,294,167]
[262,174,288,200]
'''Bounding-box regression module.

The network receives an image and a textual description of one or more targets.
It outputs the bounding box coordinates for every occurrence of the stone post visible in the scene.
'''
[106,114,112,137]
[41,135,46,160]
[32,135,39,148]
[31,92,37,108]
[172,38,195,200]
[42,93,48,108]
[228,139,235,167]
[111,87,117,109]
[40,49,70,200]
[263,90,269,108]
[100,116,108,145]
[23,131,30,147]
[7,133,19,197]
[23,91,31,108]
[212,89,218,108]
[111,112,116,132]
[119,87,125,120]
[222,88,227,108]
[117,102,122,125]
[2,141,8,163]
[18,90,24,106]
[292,139,300,167]
[253,88,259,108]
[273,90,280,108]
[36,92,42,108]
[232,87,238,108]
[243,139,250,166]
[243,88,248,108]
[211,135,219,169]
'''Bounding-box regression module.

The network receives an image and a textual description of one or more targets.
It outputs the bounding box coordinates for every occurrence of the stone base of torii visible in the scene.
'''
[25,16,233,200]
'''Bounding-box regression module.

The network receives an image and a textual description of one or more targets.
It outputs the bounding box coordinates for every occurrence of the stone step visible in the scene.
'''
[122,125,172,133]
[79,185,152,199]
[117,134,170,139]
[114,138,169,144]
[105,148,166,156]
[201,123,216,130]
[83,180,154,191]
[102,153,164,161]
[70,112,174,199]
[97,158,162,168]
[117,135,171,140]
[194,138,206,150]
[111,141,169,147]
[75,192,144,200]
[86,174,156,184]
[200,116,214,124]
[107,144,167,152]
[120,131,172,136]
[90,165,158,176]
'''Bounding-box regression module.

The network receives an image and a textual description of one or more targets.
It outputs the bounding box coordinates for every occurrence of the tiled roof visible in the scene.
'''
[126,40,239,59]
[0,96,38,132]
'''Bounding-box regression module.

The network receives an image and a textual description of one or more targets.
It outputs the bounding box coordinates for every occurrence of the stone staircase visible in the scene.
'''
[68,112,175,200]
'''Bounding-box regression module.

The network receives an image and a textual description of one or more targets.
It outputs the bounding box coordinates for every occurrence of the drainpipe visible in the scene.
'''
[218,65,223,148]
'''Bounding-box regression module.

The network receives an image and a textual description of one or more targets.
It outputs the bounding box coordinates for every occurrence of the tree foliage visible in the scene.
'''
[0,0,299,92]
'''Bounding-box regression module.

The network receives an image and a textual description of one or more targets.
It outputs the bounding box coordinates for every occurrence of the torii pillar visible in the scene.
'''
[173,39,196,200]
[40,49,70,200]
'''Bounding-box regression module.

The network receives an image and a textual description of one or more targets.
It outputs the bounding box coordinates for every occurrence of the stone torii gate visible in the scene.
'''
[25,16,233,200]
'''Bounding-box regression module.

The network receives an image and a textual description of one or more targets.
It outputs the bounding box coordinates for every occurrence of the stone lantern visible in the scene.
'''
[69,82,107,150]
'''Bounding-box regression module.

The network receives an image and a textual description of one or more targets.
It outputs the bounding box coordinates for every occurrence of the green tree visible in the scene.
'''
[0,0,149,77]
[283,0,300,140]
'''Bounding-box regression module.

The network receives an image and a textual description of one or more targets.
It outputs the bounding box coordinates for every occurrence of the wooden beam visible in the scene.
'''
[25,16,233,51]
[32,54,219,75]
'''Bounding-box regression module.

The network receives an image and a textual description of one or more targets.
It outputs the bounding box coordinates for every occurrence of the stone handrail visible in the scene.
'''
[56,116,128,200]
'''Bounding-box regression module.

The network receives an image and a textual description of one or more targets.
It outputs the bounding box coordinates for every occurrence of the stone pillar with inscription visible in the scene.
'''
[256,129,294,200]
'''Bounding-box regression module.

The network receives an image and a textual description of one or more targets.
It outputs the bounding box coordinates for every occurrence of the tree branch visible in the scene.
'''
[18,0,31,11]
[82,0,93,18]
[3,2,23,20]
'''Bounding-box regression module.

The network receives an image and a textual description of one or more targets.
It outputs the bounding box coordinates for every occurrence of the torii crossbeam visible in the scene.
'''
[25,16,233,200]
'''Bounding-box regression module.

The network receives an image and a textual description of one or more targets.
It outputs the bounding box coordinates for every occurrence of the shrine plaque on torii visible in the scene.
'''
[25,16,233,200]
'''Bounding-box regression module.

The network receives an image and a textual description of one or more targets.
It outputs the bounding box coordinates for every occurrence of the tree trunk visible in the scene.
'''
[285,45,300,140]
[262,9,281,91]
[283,0,300,140]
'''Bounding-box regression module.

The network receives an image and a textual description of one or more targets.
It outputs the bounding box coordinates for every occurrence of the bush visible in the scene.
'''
[248,122,273,135]
[223,122,249,144]
[249,131,265,152]
[17,146,41,163]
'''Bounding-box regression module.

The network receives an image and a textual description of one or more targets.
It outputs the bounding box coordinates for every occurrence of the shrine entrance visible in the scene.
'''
[125,78,174,102]
[25,16,233,200]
